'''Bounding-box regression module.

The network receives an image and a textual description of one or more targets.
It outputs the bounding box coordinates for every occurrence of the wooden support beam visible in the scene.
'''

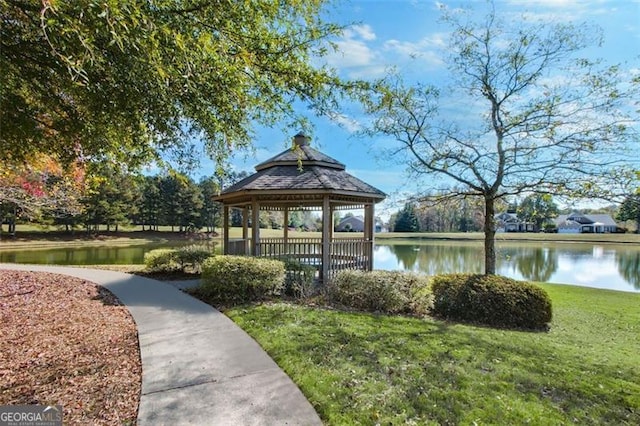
[223,205,230,255]
[321,196,331,283]
[251,198,260,256]
[242,207,249,255]
[365,203,375,271]
[284,207,289,256]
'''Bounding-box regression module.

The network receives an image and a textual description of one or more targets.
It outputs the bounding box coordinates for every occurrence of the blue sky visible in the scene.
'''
[200,0,640,218]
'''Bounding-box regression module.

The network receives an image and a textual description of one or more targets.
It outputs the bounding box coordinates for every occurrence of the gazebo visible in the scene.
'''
[215,133,386,283]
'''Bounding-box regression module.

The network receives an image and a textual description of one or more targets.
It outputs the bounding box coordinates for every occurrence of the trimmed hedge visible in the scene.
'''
[199,255,285,303]
[430,273,552,330]
[282,258,316,299]
[327,270,433,316]
[144,247,213,272]
[144,249,179,272]
[175,245,212,272]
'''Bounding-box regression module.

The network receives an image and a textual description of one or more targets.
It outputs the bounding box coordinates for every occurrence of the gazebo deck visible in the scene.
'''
[227,237,373,277]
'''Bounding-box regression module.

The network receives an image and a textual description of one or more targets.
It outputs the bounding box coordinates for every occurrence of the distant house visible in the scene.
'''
[554,212,619,233]
[495,212,535,232]
[335,216,365,232]
[335,215,387,232]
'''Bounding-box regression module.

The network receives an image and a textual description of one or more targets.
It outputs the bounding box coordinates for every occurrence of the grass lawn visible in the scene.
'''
[226,285,640,425]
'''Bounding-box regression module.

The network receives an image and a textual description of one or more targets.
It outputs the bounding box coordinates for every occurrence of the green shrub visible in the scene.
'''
[327,270,432,316]
[430,273,552,330]
[144,249,179,272]
[282,258,316,299]
[199,255,285,304]
[175,245,213,272]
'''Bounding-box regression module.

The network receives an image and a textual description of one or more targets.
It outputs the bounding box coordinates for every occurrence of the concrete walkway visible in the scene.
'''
[0,264,322,425]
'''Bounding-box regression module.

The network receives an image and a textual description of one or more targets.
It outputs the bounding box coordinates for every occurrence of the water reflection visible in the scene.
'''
[375,241,640,293]
[383,242,483,275]
[0,242,216,266]
[2,240,638,292]
[616,250,640,290]
[498,247,558,282]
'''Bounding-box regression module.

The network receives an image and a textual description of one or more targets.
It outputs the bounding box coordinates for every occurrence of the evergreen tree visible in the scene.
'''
[616,194,640,233]
[394,203,420,232]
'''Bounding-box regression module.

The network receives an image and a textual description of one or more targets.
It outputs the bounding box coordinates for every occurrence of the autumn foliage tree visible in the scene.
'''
[0,156,85,234]
[1,0,344,168]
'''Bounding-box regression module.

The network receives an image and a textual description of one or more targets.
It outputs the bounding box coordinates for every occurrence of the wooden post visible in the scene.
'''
[242,207,249,254]
[223,205,230,255]
[364,203,375,271]
[283,207,289,257]
[329,205,335,240]
[321,196,331,283]
[252,198,260,256]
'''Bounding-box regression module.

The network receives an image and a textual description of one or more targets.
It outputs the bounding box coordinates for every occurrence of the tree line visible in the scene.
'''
[0,165,242,234]
[0,164,337,235]
[389,194,639,233]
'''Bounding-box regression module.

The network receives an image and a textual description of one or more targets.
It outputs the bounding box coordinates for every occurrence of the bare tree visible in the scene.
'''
[363,6,639,274]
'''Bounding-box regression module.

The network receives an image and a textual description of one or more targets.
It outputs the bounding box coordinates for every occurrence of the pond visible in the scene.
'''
[0,242,215,266]
[375,241,640,293]
[1,240,638,293]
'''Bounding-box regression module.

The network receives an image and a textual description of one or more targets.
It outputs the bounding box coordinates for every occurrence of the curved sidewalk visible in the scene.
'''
[0,264,322,425]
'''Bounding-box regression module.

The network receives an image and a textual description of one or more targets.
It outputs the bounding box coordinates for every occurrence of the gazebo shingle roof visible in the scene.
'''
[216,134,386,202]
[221,165,385,195]
[255,143,345,171]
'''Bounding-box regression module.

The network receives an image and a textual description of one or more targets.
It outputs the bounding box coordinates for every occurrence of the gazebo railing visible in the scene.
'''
[259,238,322,264]
[227,239,249,256]
[226,237,373,279]
[328,238,372,277]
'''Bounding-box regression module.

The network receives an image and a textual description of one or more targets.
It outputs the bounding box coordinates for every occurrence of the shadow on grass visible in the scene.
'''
[228,303,640,425]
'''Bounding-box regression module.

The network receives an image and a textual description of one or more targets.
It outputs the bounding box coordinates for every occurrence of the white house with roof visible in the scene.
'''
[554,212,619,233]
[495,212,535,232]
[335,215,365,232]
[335,215,386,232]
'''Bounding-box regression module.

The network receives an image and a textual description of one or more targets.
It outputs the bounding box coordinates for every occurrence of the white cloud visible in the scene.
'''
[324,23,381,77]
[507,0,605,8]
[329,38,376,68]
[327,112,363,133]
[382,33,447,69]
[507,0,613,22]
[345,24,377,41]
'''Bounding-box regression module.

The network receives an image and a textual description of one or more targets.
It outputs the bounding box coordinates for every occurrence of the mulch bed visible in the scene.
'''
[0,270,141,425]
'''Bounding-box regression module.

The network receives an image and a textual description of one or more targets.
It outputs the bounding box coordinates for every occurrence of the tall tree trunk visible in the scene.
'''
[484,195,497,275]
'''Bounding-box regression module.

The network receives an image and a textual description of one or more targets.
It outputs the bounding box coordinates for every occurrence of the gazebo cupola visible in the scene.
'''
[215,133,386,282]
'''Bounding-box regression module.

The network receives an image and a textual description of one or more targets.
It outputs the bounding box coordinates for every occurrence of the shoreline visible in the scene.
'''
[1,229,639,250]
[376,231,640,245]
